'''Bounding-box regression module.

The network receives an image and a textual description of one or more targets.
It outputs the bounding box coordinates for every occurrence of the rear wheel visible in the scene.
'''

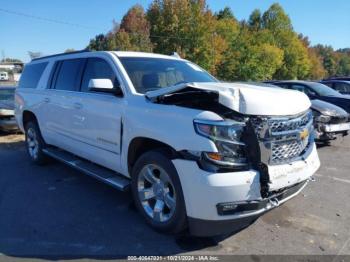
[131,149,187,234]
[25,121,48,165]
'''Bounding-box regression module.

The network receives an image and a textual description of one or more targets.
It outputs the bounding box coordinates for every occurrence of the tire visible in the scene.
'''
[131,149,187,234]
[24,121,48,165]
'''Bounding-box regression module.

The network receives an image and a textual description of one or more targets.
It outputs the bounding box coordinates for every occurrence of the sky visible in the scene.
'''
[1,0,349,62]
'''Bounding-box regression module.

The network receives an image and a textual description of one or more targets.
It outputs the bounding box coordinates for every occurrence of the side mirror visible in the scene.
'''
[88,79,123,96]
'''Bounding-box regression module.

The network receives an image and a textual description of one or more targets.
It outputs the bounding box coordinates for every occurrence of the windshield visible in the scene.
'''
[0,88,15,101]
[118,57,217,94]
[308,82,341,96]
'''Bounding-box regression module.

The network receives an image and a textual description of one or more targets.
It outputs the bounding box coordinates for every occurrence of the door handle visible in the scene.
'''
[44,97,50,103]
[74,103,83,109]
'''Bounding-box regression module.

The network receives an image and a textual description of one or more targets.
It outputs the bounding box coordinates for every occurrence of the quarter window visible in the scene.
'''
[54,59,85,91]
[81,58,119,92]
[19,62,48,89]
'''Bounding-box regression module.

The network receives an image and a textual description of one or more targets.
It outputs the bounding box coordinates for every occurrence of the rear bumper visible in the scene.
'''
[188,181,307,236]
[0,117,19,131]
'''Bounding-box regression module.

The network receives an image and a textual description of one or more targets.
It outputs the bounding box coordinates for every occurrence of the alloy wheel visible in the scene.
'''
[27,127,39,160]
[137,164,176,223]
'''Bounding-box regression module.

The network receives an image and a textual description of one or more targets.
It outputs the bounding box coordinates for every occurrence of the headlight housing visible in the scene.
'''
[193,119,247,167]
[313,111,331,123]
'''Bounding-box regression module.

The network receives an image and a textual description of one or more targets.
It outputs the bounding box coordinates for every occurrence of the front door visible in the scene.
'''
[70,57,124,172]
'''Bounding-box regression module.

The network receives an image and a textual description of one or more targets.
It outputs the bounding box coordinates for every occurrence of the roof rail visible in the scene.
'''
[31,49,91,62]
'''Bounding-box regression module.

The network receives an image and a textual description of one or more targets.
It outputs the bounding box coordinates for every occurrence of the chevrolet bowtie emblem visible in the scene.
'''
[300,128,309,140]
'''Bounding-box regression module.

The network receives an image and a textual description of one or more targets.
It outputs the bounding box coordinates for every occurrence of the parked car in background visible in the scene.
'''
[321,80,350,95]
[263,81,350,142]
[323,77,350,81]
[0,72,9,81]
[0,87,19,132]
[15,50,320,236]
[310,99,349,141]
[270,80,350,113]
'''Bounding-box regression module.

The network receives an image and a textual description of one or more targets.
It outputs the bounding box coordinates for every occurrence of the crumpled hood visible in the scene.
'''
[311,99,348,116]
[146,82,311,116]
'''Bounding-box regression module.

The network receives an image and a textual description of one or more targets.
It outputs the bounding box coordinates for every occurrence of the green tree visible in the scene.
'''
[261,4,311,79]
[215,7,235,20]
[336,54,350,76]
[313,45,338,77]
[248,9,262,31]
[87,34,109,51]
[147,0,218,71]
[217,27,283,81]
[262,3,293,34]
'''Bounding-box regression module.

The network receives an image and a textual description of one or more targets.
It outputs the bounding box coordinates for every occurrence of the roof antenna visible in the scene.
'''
[172,52,181,59]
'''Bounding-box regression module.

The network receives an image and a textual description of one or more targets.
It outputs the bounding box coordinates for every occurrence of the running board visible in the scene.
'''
[43,147,130,191]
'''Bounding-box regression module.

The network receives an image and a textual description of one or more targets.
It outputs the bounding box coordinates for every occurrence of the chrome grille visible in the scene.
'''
[251,111,314,165]
[272,140,305,162]
[269,113,311,133]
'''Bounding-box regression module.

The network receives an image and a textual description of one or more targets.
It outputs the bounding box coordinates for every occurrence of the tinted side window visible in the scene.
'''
[289,84,316,96]
[323,82,333,88]
[54,59,85,91]
[334,83,350,93]
[290,84,307,93]
[81,58,119,92]
[19,62,48,89]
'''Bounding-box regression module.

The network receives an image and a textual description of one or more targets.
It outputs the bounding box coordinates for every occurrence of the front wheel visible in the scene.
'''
[25,121,48,165]
[131,149,187,234]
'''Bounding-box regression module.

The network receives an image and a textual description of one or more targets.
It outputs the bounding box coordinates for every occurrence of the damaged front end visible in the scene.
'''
[311,100,350,141]
[146,82,319,200]
[146,83,314,193]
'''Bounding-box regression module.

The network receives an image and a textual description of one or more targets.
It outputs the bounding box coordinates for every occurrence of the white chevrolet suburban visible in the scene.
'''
[15,51,320,236]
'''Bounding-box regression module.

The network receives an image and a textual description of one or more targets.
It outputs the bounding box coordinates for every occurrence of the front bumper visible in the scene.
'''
[188,181,307,236]
[173,143,320,236]
[323,122,350,133]
[315,122,350,140]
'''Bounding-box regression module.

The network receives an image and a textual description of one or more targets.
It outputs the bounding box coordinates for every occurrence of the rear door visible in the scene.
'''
[44,58,86,147]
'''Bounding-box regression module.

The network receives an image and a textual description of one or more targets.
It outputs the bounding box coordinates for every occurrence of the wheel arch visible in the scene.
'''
[22,110,39,128]
[127,137,178,176]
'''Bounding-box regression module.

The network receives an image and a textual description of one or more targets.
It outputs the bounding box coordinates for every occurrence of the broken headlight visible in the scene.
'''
[313,111,331,123]
[193,119,247,167]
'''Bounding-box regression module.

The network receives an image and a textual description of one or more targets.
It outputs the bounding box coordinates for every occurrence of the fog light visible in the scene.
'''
[217,203,238,215]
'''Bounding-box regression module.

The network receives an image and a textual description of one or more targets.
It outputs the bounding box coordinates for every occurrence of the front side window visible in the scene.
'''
[308,82,341,96]
[54,59,85,91]
[81,58,119,92]
[290,84,308,93]
[19,62,48,89]
[323,82,333,88]
[118,57,217,94]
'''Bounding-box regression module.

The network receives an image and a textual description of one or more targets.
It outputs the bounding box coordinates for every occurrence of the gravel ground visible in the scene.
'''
[0,132,349,260]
